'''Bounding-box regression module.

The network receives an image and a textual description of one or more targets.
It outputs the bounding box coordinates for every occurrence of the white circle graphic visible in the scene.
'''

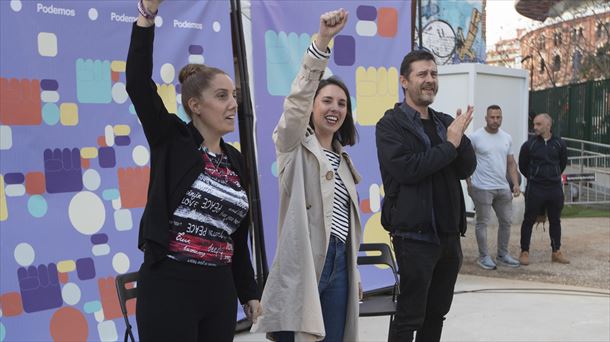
[83,169,101,191]
[154,15,163,27]
[69,191,106,235]
[160,63,175,84]
[132,145,150,166]
[62,283,82,305]
[112,253,130,274]
[14,243,35,266]
[213,21,221,32]
[112,82,128,104]
[88,8,98,21]
[10,0,22,12]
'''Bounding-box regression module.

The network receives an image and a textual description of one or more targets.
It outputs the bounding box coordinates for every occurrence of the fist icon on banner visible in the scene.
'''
[356,66,398,126]
[265,30,311,96]
[76,59,112,104]
[44,148,83,194]
[18,263,63,313]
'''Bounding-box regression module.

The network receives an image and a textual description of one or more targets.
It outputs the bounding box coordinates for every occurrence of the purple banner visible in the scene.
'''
[250,1,412,291]
[0,1,235,340]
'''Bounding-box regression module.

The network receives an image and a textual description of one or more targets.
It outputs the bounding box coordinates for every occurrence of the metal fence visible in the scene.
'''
[530,79,610,150]
[562,137,610,206]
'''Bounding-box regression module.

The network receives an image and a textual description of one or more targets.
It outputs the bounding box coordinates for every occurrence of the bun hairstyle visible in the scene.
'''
[178,64,226,117]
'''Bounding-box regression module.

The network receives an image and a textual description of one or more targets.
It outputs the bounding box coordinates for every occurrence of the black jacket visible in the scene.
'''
[126,23,258,303]
[375,103,476,235]
[518,135,567,186]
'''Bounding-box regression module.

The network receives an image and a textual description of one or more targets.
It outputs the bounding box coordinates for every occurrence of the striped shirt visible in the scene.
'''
[167,149,249,266]
[324,149,350,243]
[307,41,331,60]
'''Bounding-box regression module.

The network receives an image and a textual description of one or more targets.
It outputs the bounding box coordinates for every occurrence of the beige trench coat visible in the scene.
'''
[251,53,362,341]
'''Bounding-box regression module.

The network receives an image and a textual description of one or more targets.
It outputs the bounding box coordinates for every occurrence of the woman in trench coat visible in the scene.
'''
[252,9,363,342]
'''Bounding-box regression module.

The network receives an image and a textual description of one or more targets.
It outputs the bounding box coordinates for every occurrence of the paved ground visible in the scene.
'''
[235,274,610,342]
[460,216,610,290]
[235,216,610,341]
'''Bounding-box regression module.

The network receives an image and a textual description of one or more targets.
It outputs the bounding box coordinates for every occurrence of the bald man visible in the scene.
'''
[518,113,569,265]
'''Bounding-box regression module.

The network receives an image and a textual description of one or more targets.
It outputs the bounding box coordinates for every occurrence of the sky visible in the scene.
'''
[485,0,536,47]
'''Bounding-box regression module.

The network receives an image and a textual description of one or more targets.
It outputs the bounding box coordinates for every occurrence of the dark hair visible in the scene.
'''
[399,49,436,78]
[179,64,227,117]
[309,76,358,147]
[487,104,502,113]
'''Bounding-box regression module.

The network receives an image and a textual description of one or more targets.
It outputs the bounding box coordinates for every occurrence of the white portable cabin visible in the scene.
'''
[434,63,530,213]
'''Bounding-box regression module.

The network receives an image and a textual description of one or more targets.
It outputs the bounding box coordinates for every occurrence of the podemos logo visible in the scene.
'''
[37,3,76,17]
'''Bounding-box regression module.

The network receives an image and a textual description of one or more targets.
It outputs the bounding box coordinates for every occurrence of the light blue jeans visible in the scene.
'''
[276,235,348,342]
[469,186,513,258]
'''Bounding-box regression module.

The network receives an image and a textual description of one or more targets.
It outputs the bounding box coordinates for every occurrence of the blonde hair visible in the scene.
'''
[179,64,226,117]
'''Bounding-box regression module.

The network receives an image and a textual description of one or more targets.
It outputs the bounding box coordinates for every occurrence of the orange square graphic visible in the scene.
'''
[0,292,24,317]
[0,78,42,125]
[97,136,107,147]
[378,8,398,38]
[25,172,46,195]
[59,272,69,284]
[118,167,150,208]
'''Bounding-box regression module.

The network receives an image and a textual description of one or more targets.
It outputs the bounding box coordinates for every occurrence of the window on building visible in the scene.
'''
[553,55,561,71]
[596,23,604,39]
[571,28,576,40]
[572,50,582,80]
[539,58,546,74]
[553,32,562,46]
[538,35,546,50]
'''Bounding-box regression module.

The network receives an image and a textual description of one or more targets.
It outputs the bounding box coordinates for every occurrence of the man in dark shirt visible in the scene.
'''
[518,113,569,265]
[375,49,476,342]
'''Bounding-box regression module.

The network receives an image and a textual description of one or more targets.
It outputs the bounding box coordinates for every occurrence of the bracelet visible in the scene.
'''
[137,0,158,20]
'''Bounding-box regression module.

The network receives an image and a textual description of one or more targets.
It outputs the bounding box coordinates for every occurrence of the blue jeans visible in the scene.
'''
[276,235,348,342]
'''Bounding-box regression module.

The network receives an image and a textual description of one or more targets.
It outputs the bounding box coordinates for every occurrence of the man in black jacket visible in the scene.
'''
[375,49,476,342]
[518,113,569,265]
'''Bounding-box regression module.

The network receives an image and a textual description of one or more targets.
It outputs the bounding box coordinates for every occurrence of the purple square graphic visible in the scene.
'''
[4,172,25,184]
[98,146,116,168]
[357,5,377,20]
[76,257,96,280]
[40,79,59,91]
[91,233,108,245]
[334,35,356,66]
[189,45,203,54]
[115,135,131,146]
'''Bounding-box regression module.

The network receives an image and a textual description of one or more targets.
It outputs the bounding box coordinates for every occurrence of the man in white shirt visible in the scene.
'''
[467,105,521,270]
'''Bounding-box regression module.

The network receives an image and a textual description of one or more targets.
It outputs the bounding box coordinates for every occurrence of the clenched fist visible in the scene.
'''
[315,9,349,52]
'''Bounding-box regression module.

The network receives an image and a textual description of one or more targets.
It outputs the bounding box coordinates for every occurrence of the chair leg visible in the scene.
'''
[124,323,135,342]
[387,314,394,342]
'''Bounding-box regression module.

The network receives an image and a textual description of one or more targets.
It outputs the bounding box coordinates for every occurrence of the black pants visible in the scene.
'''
[136,258,237,342]
[389,234,462,342]
[520,183,564,252]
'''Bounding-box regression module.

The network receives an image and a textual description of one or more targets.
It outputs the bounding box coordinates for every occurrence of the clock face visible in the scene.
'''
[421,20,456,58]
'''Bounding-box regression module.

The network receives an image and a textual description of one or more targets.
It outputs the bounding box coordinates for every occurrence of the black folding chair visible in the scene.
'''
[115,271,139,342]
[358,243,400,339]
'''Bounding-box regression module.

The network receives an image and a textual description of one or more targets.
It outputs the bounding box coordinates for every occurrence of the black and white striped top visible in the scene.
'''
[324,149,350,243]
[307,41,331,60]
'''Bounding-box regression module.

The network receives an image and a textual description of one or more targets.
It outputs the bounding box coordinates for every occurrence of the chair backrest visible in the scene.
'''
[115,271,139,342]
[115,271,139,315]
[357,243,399,286]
